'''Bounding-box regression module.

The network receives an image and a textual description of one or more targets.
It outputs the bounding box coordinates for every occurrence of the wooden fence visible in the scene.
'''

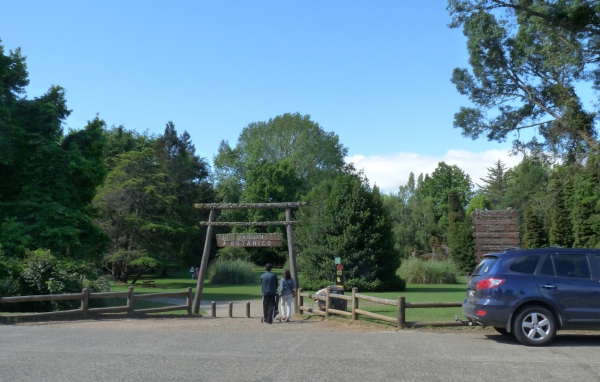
[298,287,464,329]
[0,287,192,319]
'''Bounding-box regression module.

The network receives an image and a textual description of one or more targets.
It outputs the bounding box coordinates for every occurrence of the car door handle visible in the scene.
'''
[541,284,557,289]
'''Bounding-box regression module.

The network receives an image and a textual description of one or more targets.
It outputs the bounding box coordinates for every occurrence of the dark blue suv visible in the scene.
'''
[463,248,600,346]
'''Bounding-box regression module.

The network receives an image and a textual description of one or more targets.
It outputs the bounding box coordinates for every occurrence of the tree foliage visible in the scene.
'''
[94,123,213,282]
[448,0,600,157]
[214,112,347,202]
[296,172,405,291]
[0,41,109,260]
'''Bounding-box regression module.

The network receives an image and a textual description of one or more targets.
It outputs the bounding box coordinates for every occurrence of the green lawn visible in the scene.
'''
[107,270,467,322]
[2,269,467,321]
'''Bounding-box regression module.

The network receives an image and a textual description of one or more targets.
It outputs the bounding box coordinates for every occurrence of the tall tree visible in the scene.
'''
[523,203,549,248]
[94,123,213,282]
[237,160,302,265]
[548,170,574,247]
[447,190,475,272]
[296,172,405,292]
[0,41,108,259]
[419,162,474,227]
[213,112,347,202]
[448,0,599,157]
[478,159,508,207]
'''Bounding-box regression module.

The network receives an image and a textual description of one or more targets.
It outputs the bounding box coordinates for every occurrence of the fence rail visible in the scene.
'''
[298,287,464,329]
[0,287,193,319]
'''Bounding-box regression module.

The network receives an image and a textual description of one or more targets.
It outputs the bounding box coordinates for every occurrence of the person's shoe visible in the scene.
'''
[282,316,286,321]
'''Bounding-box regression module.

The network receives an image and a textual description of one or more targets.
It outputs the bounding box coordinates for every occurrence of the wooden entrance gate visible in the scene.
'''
[192,202,306,315]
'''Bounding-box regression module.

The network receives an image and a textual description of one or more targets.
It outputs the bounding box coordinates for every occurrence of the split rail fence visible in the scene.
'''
[0,287,193,319]
[298,287,464,329]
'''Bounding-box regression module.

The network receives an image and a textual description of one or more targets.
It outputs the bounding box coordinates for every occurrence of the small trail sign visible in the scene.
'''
[216,233,282,247]
[334,257,341,265]
[336,264,344,271]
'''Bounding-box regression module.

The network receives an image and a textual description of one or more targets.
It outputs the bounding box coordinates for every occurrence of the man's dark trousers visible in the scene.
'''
[263,295,276,323]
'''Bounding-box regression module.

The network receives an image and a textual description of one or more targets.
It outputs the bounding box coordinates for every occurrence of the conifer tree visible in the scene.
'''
[548,172,573,247]
[296,172,405,291]
[447,190,475,272]
[477,160,508,208]
[523,204,549,249]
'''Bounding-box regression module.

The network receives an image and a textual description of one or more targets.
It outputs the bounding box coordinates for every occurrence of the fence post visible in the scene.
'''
[211,301,216,317]
[325,286,332,319]
[246,302,250,318]
[228,302,233,318]
[352,287,358,321]
[398,296,405,329]
[127,286,134,316]
[81,288,89,315]
[298,288,304,316]
[186,287,192,315]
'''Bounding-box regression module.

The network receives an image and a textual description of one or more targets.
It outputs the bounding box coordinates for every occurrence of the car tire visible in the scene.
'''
[493,327,510,336]
[513,305,556,346]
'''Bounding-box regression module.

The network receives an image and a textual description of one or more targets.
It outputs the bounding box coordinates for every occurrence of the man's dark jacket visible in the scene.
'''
[261,271,278,296]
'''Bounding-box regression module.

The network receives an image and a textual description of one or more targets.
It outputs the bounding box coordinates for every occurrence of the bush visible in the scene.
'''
[208,258,257,284]
[0,248,110,312]
[399,258,459,284]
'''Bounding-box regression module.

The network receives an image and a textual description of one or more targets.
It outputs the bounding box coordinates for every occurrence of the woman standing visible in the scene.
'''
[279,269,296,322]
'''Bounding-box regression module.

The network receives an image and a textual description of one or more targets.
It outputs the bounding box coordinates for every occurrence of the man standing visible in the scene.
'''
[261,263,278,324]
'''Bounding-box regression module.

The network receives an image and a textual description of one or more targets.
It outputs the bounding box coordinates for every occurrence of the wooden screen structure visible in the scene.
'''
[472,209,520,262]
[192,202,306,315]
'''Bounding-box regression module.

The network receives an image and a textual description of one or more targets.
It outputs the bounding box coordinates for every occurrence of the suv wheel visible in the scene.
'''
[513,306,556,346]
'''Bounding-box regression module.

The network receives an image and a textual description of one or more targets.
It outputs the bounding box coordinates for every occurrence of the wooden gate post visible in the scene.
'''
[193,208,216,314]
[127,286,134,316]
[398,296,406,329]
[186,287,192,315]
[81,288,89,315]
[285,207,299,314]
[325,287,332,319]
[298,288,304,316]
[352,287,358,321]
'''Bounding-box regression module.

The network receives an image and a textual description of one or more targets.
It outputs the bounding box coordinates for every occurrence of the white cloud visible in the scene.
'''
[346,149,523,194]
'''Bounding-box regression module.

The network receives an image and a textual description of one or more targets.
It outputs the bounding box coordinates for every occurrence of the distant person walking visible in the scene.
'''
[190,266,195,280]
[261,263,278,324]
[195,267,199,279]
[279,269,296,322]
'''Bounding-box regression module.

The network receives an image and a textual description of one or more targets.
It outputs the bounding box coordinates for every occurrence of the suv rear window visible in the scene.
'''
[471,257,498,277]
[509,255,540,274]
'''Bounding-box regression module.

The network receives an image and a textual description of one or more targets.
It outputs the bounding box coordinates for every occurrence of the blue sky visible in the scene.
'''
[1,0,524,192]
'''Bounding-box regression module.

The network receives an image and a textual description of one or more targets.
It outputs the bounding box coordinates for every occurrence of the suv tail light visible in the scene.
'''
[476,278,505,290]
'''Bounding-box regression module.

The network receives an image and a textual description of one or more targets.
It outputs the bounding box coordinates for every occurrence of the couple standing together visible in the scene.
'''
[261,263,296,324]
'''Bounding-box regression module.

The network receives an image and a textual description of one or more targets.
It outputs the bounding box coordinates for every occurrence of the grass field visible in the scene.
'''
[107,269,467,322]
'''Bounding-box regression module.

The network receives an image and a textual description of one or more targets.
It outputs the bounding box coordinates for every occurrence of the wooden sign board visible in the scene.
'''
[472,209,520,262]
[216,233,282,247]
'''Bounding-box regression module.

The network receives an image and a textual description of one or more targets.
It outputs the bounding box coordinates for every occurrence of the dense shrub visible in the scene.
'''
[208,258,257,284]
[399,258,459,284]
[0,248,110,312]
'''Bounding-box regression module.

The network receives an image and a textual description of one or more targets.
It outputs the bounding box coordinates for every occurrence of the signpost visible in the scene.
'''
[472,209,520,262]
[216,233,282,247]
[334,259,344,287]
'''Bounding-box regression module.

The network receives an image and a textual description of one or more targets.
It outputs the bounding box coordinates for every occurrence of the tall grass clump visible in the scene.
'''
[208,258,257,284]
[399,258,459,284]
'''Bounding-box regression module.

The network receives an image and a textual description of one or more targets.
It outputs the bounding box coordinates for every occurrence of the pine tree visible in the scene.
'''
[447,190,475,272]
[477,159,508,208]
[548,172,573,247]
[296,172,405,291]
[523,204,549,249]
